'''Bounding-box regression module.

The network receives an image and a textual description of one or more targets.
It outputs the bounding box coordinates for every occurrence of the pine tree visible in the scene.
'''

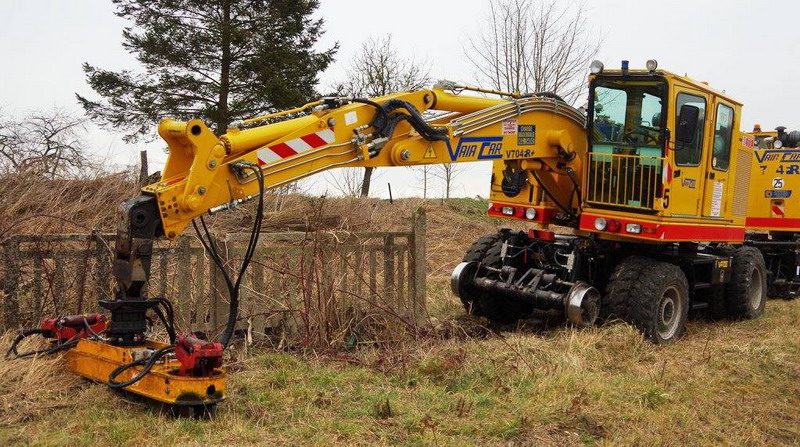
[77,0,337,141]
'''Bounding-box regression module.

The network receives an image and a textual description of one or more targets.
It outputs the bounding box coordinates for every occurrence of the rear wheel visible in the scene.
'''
[726,246,767,319]
[627,261,689,344]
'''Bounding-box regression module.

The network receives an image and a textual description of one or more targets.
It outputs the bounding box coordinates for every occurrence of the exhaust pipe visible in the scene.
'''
[451,261,599,327]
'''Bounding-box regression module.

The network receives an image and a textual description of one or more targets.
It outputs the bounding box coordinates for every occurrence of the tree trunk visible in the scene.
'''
[423,167,427,199]
[139,150,149,186]
[360,167,374,197]
[216,0,232,134]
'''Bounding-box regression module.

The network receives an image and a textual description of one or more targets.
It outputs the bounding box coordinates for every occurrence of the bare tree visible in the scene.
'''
[0,110,90,178]
[466,0,601,104]
[326,167,365,197]
[271,181,304,212]
[432,163,466,199]
[413,166,432,199]
[335,35,431,197]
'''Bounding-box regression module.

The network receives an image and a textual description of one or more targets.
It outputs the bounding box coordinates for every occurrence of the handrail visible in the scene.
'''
[585,151,666,210]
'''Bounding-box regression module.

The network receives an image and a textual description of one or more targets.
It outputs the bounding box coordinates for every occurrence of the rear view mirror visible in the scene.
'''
[675,104,699,149]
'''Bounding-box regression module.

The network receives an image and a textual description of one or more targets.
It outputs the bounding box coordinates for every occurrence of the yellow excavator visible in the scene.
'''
[11,59,798,413]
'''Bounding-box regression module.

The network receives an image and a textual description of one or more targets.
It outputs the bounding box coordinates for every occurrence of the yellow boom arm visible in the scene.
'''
[143,86,587,239]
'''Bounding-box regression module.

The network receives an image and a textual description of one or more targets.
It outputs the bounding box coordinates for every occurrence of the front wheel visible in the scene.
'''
[459,234,502,316]
[627,261,690,344]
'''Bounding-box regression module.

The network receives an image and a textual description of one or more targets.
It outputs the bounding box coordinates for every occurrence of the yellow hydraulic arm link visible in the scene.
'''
[145,84,588,239]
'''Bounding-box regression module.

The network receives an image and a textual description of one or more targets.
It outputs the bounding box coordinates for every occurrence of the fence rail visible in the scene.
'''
[1,209,427,345]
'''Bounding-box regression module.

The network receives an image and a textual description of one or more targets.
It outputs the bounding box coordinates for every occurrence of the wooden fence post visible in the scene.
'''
[139,150,149,186]
[210,234,230,339]
[410,208,428,325]
[2,237,20,329]
[175,236,191,329]
[383,234,395,308]
[93,236,112,301]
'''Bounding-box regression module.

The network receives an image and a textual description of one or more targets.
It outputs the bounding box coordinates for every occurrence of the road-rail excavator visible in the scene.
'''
[9,59,800,413]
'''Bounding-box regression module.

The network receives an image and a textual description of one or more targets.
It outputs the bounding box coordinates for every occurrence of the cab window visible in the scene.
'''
[591,79,666,150]
[675,92,706,166]
[712,104,734,171]
[592,86,627,142]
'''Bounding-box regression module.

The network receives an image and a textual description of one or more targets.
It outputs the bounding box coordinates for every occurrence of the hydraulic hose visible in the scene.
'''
[5,328,79,359]
[530,170,577,220]
[107,345,175,389]
[192,162,265,349]
[380,99,448,141]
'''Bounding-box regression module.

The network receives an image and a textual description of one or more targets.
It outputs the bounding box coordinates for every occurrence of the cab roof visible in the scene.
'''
[591,69,743,107]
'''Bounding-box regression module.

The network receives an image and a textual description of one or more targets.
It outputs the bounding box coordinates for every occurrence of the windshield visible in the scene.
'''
[591,79,666,150]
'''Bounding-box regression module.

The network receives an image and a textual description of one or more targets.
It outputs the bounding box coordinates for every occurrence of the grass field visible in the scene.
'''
[1,190,799,445]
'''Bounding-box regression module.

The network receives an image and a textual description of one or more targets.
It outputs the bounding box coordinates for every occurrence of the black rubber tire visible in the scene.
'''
[627,261,689,344]
[459,234,503,314]
[463,234,502,263]
[473,242,533,324]
[725,246,767,319]
[601,256,658,321]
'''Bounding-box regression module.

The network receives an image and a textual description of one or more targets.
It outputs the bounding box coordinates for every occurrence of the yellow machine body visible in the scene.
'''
[745,130,800,232]
[66,339,226,406]
[143,69,766,246]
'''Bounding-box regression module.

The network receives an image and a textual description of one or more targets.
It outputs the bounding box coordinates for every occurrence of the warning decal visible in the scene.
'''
[502,119,517,135]
[710,181,724,217]
[423,144,437,159]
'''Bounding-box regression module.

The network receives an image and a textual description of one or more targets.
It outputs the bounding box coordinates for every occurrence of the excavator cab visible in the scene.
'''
[580,61,750,242]
[587,75,667,211]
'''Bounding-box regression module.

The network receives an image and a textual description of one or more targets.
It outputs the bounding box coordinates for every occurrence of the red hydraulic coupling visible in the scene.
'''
[40,313,108,341]
[175,334,223,377]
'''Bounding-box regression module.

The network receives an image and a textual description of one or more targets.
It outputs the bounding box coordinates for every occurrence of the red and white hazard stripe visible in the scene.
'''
[257,129,335,166]
[662,162,673,185]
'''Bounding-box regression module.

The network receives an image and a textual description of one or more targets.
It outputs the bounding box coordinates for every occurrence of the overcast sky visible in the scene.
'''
[1,0,798,198]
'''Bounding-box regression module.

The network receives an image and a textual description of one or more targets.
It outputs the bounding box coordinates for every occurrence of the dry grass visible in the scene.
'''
[1,301,798,445]
[0,171,138,242]
[0,333,84,426]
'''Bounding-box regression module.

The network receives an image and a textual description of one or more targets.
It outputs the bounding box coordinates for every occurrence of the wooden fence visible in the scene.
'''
[1,210,427,345]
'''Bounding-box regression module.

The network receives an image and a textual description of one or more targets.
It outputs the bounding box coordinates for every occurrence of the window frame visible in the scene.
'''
[587,75,668,151]
[674,91,707,167]
[711,102,735,172]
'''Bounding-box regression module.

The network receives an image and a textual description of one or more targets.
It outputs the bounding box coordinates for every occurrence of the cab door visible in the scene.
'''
[701,100,735,217]
[669,89,709,216]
